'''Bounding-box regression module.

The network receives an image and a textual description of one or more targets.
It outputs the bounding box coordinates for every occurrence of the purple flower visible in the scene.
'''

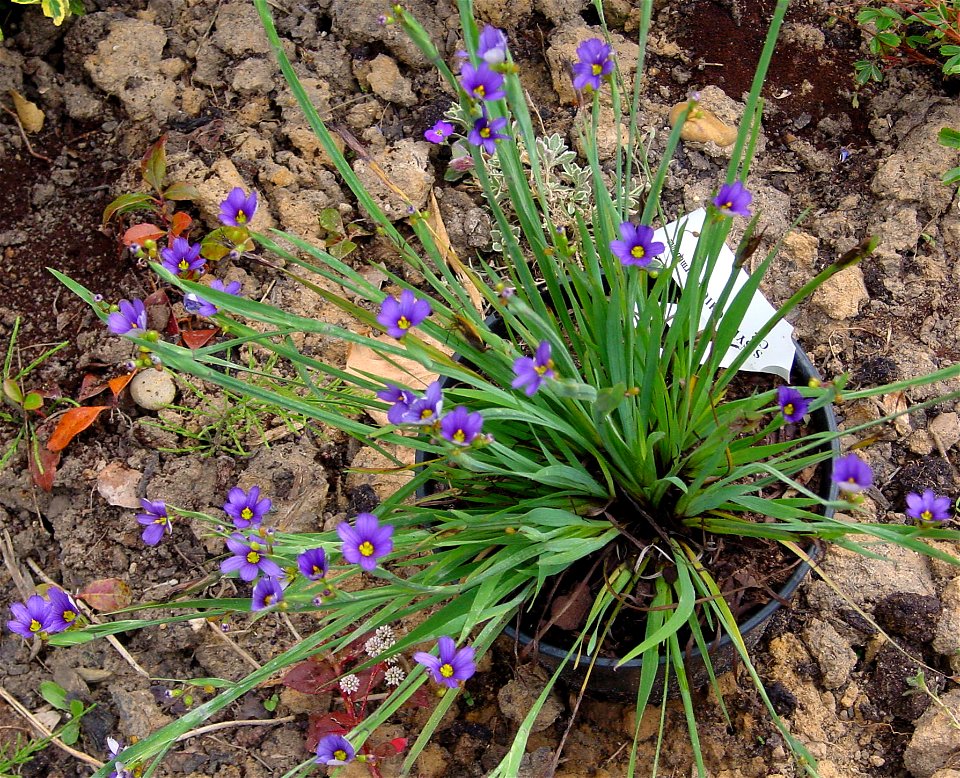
[160,237,205,277]
[251,577,285,611]
[906,489,952,524]
[219,187,258,227]
[424,120,456,144]
[337,513,394,572]
[107,737,132,778]
[184,279,242,317]
[832,453,873,494]
[136,498,172,546]
[220,533,282,582]
[376,289,432,338]
[477,25,508,65]
[297,547,328,581]
[7,594,55,640]
[609,223,665,268]
[315,734,355,766]
[572,38,614,92]
[467,113,509,154]
[512,341,556,397]
[713,181,753,218]
[440,406,484,446]
[107,299,148,336]
[383,381,443,425]
[413,636,476,688]
[460,62,506,102]
[224,486,272,529]
[777,386,810,423]
[46,587,80,632]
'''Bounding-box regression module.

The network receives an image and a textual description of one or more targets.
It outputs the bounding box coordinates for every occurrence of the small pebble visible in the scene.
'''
[129,370,177,410]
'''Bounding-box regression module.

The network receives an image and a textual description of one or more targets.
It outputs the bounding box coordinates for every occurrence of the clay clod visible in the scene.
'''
[669,100,738,147]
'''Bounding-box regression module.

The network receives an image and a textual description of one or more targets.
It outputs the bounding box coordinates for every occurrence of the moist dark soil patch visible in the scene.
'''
[0,120,128,357]
[669,0,871,148]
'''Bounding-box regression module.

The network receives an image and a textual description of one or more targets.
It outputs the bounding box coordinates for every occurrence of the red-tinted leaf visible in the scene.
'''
[46,406,109,452]
[29,442,60,492]
[282,658,339,695]
[305,713,352,752]
[181,329,218,350]
[144,289,169,308]
[170,211,192,237]
[78,374,109,402]
[108,373,136,397]
[371,738,408,758]
[141,135,167,193]
[78,578,133,611]
[102,192,157,225]
[123,223,164,247]
[406,685,436,710]
[162,182,200,201]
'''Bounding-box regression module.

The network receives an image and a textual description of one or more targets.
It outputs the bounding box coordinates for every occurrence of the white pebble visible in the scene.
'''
[130,370,177,411]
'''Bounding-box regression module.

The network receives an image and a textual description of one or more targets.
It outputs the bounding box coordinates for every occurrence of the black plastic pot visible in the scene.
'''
[417,341,839,700]
[503,344,839,699]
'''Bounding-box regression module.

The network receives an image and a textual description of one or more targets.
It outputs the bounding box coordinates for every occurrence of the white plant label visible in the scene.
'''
[651,208,796,380]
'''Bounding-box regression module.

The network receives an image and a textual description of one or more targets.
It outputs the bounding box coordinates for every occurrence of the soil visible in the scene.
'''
[2,0,960,777]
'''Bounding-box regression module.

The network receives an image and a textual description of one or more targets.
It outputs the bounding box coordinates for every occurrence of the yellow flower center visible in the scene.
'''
[237,212,248,224]
[480,127,491,138]
[333,750,347,762]
[312,565,324,576]
[154,517,166,525]
[922,510,933,521]
[439,663,455,678]
[535,364,549,376]
[63,610,76,623]
[784,403,794,415]
[474,84,485,97]
[631,245,645,259]
[264,594,276,606]
[397,316,411,330]
[241,507,253,520]
[453,429,466,443]
[421,408,434,419]
[29,619,41,633]
[722,201,733,209]
[246,551,261,564]
[178,260,190,271]
[591,63,603,76]
[359,541,375,557]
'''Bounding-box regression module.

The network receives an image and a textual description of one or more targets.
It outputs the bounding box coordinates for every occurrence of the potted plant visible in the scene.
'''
[37,0,960,776]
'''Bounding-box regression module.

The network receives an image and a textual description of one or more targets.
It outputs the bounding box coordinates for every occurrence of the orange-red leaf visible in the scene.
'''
[108,373,136,397]
[171,211,192,237]
[181,329,218,349]
[79,578,132,611]
[78,374,108,402]
[29,444,60,492]
[123,223,164,247]
[46,406,109,452]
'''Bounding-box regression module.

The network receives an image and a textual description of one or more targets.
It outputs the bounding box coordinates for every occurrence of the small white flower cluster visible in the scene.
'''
[384,665,406,687]
[364,625,397,658]
[339,673,360,694]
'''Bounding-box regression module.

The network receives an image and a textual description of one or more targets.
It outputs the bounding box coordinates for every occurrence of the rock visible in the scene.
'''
[933,577,960,659]
[805,544,936,618]
[811,266,868,320]
[872,102,960,214]
[230,57,277,94]
[365,54,417,107]
[474,0,533,26]
[111,689,171,740]
[353,140,434,220]
[63,82,103,121]
[329,0,446,67]
[907,430,935,455]
[670,101,737,147]
[904,689,960,778]
[497,666,563,732]
[83,18,178,122]
[414,743,452,778]
[932,771,960,778]
[780,231,819,270]
[129,370,177,411]
[212,2,272,56]
[573,102,628,161]
[96,462,142,509]
[802,618,857,690]
[533,0,588,23]
[0,48,25,95]
[929,413,960,450]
